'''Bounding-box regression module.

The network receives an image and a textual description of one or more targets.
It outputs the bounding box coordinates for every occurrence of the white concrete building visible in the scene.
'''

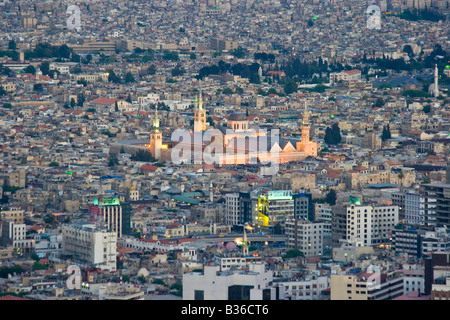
[62,223,117,271]
[285,219,323,257]
[405,192,425,226]
[183,262,283,300]
[315,203,332,237]
[338,204,399,247]
[225,193,240,226]
[278,276,330,300]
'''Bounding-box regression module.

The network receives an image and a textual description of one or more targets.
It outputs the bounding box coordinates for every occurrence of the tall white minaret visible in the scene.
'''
[194,90,206,132]
[149,105,162,160]
[434,64,439,98]
[209,181,214,203]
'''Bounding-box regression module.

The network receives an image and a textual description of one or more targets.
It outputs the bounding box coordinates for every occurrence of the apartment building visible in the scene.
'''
[183,262,283,300]
[225,193,240,226]
[0,207,25,223]
[62,223,117,271]
[277,276,330,300]
[405,192,425,226]
[422,183,450,228]
[285,219,323,257]
[332,204,399,247]
[330,271,404,300]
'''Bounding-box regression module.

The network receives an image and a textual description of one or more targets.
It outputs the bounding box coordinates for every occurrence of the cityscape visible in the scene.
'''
[0,0,450,304]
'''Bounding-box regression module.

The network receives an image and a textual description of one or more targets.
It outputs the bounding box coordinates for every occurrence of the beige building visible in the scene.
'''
[361,132,381,150]
[0,208,25,223]
[8,170,26,188]
[272,173,316,192]
[330,271,403,300]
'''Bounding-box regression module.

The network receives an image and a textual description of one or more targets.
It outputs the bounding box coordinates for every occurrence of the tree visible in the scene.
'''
[70,98,76,108]
[171,64,185,77]
[107,70,121,84]
[381,124,392,141]
[423,105,431,113]
[44,214,55,225]
[283,249,303,259]
[108,153,119,167]
[40,62,50,75]
[283,79,298,95]
[403,45,415,58]
[222,87,233,95]
[31,253,40,261]
[49,161,59,167]
[152,279,165,286]
[124,72,135,83]
[170,282,182,296]
[190,53,197,60]
[325,189,337,206]
[32,261,47,271]
[374,97,385,108]
[324,123,342,145]
[24,65,36,74]
[8,40,16,50]
[273,223,283,235]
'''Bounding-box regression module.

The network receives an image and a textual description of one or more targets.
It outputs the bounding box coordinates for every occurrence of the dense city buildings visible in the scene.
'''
[0,0,449,303]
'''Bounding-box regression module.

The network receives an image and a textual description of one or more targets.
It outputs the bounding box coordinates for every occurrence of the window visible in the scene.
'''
[194,290,204,300]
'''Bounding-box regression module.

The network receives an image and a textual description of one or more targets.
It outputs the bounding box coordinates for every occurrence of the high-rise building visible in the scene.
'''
[256,190,295,229]
[225,193,240,226]
[62,222,117,271]
[285,219,323,257]
[421,183,450,228]
[0,220,32,251]
[293,192,313,221]
[392,225,422,258]
[92,197,131,237]
[332,203,399,248]
[424,251,450,299]
[405,192,425,226]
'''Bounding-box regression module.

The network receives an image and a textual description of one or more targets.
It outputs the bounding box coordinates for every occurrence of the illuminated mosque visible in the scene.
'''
[147,90,318,166]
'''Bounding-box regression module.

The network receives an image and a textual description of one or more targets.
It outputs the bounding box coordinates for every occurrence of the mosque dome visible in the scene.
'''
[228,111,247,122]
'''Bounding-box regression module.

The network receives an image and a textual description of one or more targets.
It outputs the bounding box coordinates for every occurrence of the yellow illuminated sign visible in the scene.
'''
[257,194,269,227]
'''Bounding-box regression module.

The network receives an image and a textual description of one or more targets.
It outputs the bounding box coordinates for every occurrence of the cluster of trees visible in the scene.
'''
[24,43,73,60]
[363,44,449,73]
[196,61,261,83]
[231,47,246,59]
[312,189,337,206]
[106,70,135,84]
[282,57,331,80]
[131,149,155,162]
[0,265,24,279]
[171,64,185,77]
[324,123,342,145]
[396,8,446,22]
[254,52,276,62]
[162,50,179,61]
[381,124,392,141]
[258,87,278,96]
[402,89,430,98]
